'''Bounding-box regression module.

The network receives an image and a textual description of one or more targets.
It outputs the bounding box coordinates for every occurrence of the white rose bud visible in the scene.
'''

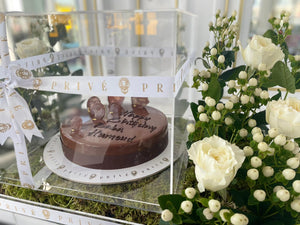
[181,200,193,213]
[210,48,217,56]
[247,168,259,180]
[225,101,234,110]
[208,199,221,212]
[218,55,225,64]
[219,209,230,222]
[260,90,269,99]
[217,19,222,27]
[239,128,248,138]
[222,17,228,24]
[230,213,249,225]
[31,107,38,114]
[185,187,197,199]
[291,199,300,213]
[199,113,209,122]
[248,78,258,86]
[228,80,236,88]
[251,156,262,168]
[253,189,266,201]
[293,180,300,193]
[200,70,207,77]
[253,133,264,143]
[258,63,267,71]
[243,146,254,156]
[267,147,275,156]
[273,185,285,193]
[251,127,262,135]
[225,117,234,125]
[294,55,300,61]
[205,41,210,47]
[197,105,205,113]
[203,208,214,220]
[242,85,248,92]
[232,10,237,17]
[268,128,279,138]
[238,71,247,79]
[202,83,209,91]
[282,168,296,180]
[254,88,262,96]
[248,119,257,128]
[274,134,287,146]
[193,68,199,76]
[258,142,268,152]
[262,166,274,177]
[287,157,300,169]
[212,111,221,120]
[284,140,295,151]
[216,103,224,111]
[209,21,213,27]
[161,209,173,222]
[283,16,289,23]
[230,95,239,104]
[210,66,218,73]
[240,95,250,104]
[205,97,216,107]
[250,96,255,104]
[276,189,290,202]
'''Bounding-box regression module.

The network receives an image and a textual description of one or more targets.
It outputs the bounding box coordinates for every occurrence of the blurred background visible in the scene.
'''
[1,0,300,56]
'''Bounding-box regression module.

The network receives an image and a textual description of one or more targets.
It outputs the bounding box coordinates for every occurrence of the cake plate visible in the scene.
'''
[43,129,172,185]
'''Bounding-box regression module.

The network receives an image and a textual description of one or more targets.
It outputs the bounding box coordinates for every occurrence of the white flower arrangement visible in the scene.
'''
[159,10,300,225]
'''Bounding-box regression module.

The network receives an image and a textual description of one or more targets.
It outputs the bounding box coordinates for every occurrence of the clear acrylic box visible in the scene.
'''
[0,10,196,212]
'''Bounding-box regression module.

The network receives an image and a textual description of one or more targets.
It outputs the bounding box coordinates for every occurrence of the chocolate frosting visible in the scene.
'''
[60,106,168,169]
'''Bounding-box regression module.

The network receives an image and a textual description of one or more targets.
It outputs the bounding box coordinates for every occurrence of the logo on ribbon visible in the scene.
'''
[119,77,130,94]
[0,123,11,133]
[21,120,35,130]
[16,68,32,79]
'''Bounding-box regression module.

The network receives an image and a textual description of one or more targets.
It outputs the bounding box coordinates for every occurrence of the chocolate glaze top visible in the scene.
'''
[60,105,168,156]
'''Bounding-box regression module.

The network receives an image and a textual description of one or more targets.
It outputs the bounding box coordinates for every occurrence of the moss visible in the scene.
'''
[0,118,194,223]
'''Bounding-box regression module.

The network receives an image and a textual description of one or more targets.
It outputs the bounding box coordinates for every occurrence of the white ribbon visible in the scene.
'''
[0,68,43,188]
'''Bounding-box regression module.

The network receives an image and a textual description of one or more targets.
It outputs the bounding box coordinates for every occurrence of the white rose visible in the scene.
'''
[15,37,48,59]
[188,135,245,192]
[266,98,300,138]
[240,35,284,69]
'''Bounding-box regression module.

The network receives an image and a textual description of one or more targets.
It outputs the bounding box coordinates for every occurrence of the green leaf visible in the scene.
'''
[295,72,300,89]
[271,89,282,100]
[190,102,199,121]
[280,42,289,63]
[197,198,209,207]
[219,65,246,81]
[158,194,185,211]
[222,50,235,68]
[263,61,295,93]
[248,192,259,206]
[252,110,267,125]
[206,76,223,102]
[263,29,278,45]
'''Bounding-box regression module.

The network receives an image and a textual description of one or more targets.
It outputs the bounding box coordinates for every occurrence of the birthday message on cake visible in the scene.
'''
[87,110,157,143]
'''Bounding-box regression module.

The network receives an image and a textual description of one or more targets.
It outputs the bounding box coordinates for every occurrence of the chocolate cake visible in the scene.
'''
[60,96,168,169]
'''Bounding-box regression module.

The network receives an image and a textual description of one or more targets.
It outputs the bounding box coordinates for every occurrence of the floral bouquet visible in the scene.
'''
[159,10,300,225]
